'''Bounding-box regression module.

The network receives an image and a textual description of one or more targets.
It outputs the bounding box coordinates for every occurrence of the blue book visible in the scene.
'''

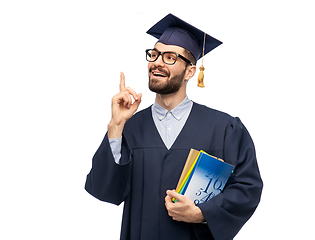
[181,151,234,204]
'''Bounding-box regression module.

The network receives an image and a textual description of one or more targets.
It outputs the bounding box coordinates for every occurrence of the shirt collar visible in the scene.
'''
[152,96,192,121]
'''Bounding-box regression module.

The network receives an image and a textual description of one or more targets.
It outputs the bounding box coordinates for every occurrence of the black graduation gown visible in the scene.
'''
[85,102,263,240]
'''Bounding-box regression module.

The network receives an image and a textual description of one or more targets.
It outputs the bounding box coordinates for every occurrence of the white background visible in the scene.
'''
[1,1,314,239]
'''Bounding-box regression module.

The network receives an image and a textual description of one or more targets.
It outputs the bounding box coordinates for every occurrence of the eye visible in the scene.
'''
[151,50,159,58]
[165,52,177,61]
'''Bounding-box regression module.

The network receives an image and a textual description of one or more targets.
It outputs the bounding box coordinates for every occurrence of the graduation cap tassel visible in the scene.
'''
[197,32,206,88]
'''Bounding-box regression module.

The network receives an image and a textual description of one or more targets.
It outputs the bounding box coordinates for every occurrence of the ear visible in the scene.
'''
[184,65,197,80]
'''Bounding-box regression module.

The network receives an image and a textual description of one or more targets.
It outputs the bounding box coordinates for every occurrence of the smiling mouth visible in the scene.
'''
[152,70,167,77]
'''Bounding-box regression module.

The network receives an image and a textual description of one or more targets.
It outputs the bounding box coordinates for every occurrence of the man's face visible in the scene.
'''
[148,42,189,95]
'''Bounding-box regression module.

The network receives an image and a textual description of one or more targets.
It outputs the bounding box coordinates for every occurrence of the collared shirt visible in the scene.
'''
[109,96,193,163]
[151,96,193,149]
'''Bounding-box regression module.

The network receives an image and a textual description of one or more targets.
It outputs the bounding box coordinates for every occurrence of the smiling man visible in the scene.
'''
[147,44,195,95]
[85,14,263,240]
[147,42,196,110]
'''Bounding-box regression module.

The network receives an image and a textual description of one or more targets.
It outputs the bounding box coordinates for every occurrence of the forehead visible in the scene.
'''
[154,42,186,55]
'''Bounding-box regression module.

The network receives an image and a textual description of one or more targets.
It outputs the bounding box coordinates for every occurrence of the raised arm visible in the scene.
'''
[85,72,142,204]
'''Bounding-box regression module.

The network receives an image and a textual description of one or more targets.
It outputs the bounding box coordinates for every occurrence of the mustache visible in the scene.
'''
[149,66,170,77]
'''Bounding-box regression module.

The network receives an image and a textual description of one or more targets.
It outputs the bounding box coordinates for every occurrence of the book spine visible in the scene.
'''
[172,151,202,202]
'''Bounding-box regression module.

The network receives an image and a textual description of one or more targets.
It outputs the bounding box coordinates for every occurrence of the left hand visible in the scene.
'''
[165,190,205,223]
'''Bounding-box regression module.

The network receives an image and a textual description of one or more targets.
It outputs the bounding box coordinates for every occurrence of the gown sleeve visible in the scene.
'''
[197,117,263,240]
[85,133,132,205]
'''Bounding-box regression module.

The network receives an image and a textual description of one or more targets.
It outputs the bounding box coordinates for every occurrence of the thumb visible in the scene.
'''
[166,190,184,202]
[131,93,142,110]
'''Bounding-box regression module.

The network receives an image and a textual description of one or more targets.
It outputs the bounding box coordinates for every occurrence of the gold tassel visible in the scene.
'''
[197,32,206,88]
[197,66,205,87]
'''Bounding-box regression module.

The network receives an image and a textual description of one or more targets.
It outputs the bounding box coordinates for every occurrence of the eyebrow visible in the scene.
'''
[153,47,179,54]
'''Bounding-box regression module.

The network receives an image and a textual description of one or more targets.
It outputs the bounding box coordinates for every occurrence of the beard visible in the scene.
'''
[148,66,186,95]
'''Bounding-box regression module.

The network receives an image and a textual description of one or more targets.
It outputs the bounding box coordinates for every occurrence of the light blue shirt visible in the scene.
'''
[109,96,193,163]
[151,96,193,149]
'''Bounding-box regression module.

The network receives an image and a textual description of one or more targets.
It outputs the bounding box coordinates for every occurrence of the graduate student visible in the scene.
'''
[85,13,263,240]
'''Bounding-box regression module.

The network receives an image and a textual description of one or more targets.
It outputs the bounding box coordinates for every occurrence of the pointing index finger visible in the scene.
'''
[120,72,125,92]
[119,72,139,101]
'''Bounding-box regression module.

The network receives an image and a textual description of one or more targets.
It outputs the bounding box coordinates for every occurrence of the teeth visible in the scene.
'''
[153,71,166,77]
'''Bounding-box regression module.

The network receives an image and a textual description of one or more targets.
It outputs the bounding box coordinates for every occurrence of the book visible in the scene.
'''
[174,149,234,204]
[175,149,200,193]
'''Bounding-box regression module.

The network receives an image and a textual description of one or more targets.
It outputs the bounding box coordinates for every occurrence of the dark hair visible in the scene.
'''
[184,49,197,66]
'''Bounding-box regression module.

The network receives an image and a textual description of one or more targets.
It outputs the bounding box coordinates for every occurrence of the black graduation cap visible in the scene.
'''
[146,13,222,62]
[146,13,222,87]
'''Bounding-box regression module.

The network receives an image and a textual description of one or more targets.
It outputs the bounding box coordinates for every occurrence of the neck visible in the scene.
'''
[155,88,187,111]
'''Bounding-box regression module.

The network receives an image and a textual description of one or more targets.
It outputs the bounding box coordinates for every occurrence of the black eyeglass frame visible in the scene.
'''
[145,49,193,66]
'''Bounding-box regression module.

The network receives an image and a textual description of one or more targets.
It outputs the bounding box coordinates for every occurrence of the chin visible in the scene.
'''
[149,81,181,95]
[148,71,185,95]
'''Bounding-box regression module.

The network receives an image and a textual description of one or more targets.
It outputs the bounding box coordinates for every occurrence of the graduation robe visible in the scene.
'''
[85,102,263,240]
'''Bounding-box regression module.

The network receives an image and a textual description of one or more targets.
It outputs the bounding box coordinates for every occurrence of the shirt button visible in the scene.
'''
[168,127,171,131]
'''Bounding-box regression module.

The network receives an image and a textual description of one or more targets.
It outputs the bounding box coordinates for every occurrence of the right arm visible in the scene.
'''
[85,72,142,204]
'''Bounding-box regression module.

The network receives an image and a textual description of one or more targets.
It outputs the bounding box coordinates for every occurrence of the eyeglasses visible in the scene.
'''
[145,49,193,66]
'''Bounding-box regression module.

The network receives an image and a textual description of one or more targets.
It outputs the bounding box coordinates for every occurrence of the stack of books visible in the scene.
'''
[174,149,235,204]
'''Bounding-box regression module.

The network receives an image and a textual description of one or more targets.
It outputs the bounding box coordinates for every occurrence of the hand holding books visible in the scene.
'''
[165,190,206,223]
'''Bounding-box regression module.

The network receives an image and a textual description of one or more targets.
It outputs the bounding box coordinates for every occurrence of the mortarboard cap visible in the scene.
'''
[146,13,222,62]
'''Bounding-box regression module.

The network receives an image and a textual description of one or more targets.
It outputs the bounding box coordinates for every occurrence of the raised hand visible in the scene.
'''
[108,72,142,139]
